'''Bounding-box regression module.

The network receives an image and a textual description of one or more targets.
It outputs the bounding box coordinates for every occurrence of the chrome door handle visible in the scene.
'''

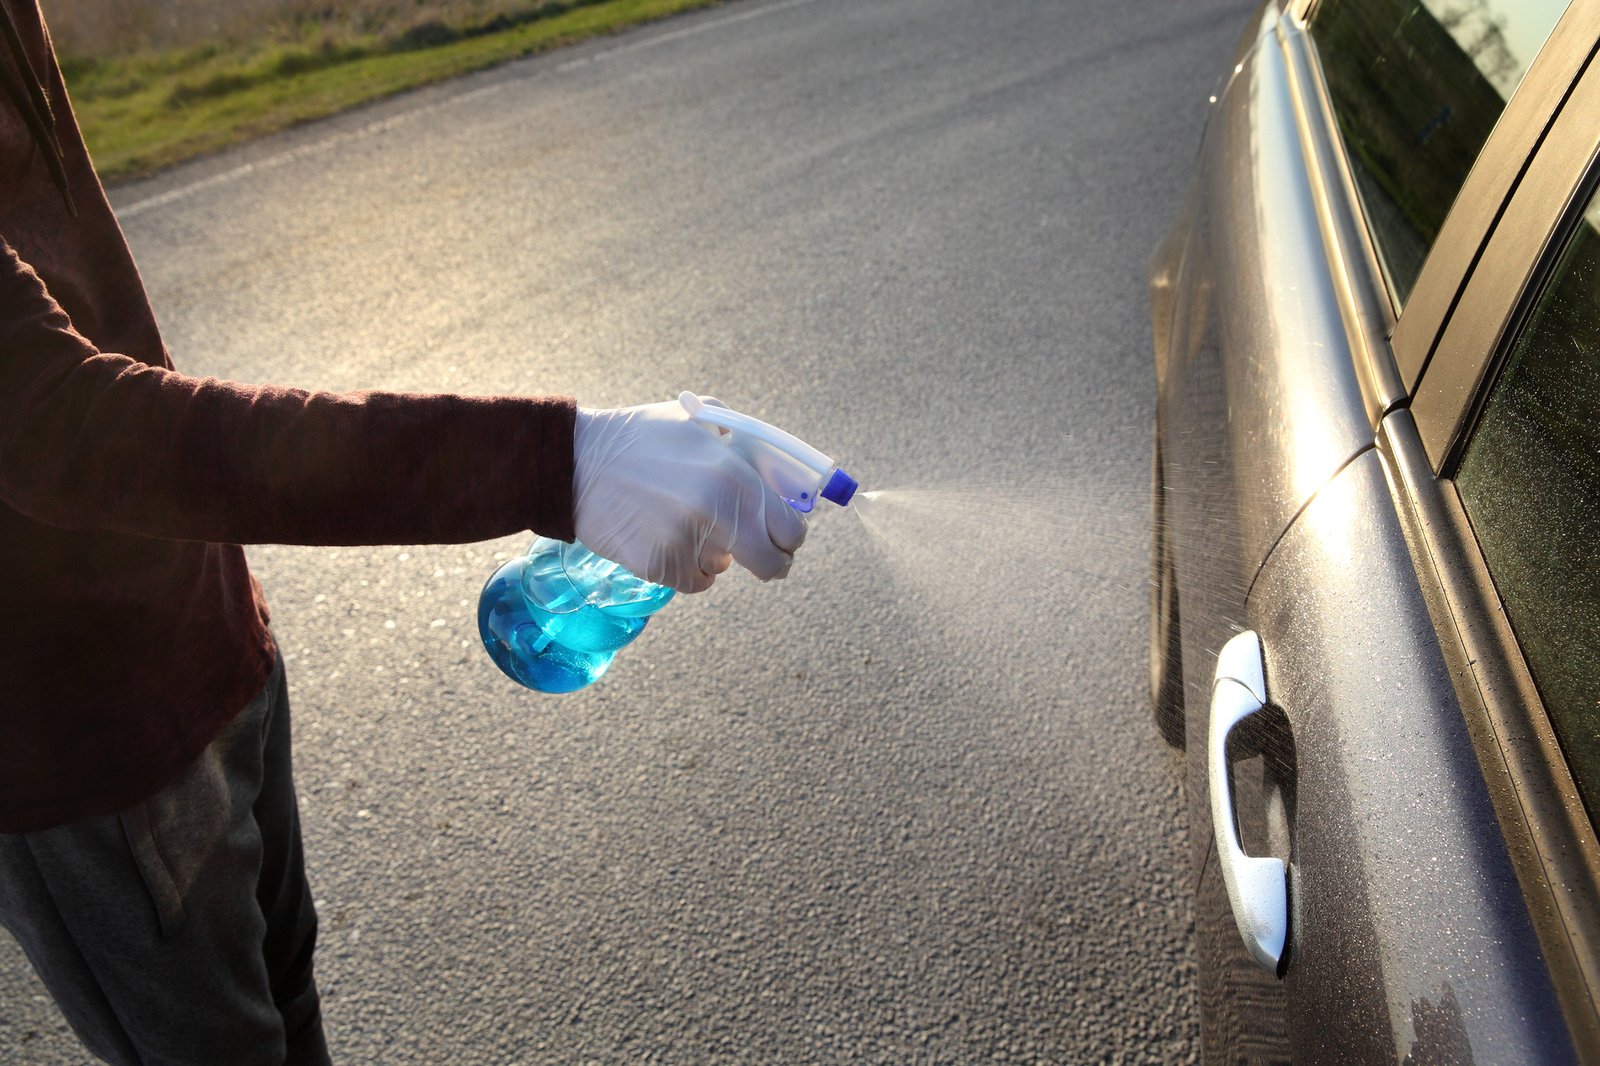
[1209,630,1288,973]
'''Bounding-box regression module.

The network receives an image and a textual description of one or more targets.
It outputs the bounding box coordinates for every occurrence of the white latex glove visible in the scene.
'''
[572,398,809,593]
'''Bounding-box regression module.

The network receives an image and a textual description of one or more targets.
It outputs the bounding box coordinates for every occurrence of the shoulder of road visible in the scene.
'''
[66,0,732,184]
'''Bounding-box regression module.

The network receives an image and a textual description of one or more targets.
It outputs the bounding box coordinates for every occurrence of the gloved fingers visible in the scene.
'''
[730,536,792,582]
[652,539,717,594]
[766,496,808,556]
[722,485,799,582]
[698,543,734,578]
[677,569,717,594]
[696,512,734,580]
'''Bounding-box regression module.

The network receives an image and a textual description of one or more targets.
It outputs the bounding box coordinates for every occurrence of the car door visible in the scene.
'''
[1164,0,1600,1056]
[1198,1,1600,1061]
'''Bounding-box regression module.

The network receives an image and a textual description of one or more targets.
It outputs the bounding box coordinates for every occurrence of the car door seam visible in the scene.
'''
[1242,442,1377,608]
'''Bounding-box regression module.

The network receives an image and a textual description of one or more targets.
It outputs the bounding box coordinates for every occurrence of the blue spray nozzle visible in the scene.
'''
[821,468,858,507]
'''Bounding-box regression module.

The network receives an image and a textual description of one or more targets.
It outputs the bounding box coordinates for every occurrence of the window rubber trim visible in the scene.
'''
[1411,48,1600,471]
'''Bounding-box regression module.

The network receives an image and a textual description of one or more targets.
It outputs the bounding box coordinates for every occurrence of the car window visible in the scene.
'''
[1455,185,1600,826]
[1309,0,1570,306]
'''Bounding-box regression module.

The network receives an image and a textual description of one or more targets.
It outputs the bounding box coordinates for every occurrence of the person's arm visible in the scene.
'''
[0,237,574,546]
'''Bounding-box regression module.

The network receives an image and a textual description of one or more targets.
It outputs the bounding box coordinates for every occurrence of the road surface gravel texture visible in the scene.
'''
[1,0,1257,1061]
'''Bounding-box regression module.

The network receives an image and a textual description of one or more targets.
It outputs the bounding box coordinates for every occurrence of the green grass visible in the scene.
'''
[61,0,728,182]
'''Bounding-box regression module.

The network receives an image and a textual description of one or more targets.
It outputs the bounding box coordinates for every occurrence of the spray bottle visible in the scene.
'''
[478,393,858,693]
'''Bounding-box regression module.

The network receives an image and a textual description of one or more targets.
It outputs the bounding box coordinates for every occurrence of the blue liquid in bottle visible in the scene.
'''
[478,538,675,693]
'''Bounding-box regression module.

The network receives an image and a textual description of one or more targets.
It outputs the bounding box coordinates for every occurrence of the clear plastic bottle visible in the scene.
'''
[478,537,675,693]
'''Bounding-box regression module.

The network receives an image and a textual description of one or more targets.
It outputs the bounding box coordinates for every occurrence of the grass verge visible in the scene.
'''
[61,0,728,183]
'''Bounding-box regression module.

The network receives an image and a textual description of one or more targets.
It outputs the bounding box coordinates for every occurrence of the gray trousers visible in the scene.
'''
[0,651,331,1065]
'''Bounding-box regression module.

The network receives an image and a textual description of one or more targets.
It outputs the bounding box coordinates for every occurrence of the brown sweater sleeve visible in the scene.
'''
[0,237,575,546]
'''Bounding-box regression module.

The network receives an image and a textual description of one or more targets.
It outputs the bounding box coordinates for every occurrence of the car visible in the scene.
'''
[1147,0,1600,1060]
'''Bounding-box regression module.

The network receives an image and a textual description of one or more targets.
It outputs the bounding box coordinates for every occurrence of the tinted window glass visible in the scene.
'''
[1310,0,1569,305]
[1457,188,1600,825]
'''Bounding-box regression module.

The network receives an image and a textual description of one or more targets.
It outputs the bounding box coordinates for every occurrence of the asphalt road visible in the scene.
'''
[2,0,1255,1061]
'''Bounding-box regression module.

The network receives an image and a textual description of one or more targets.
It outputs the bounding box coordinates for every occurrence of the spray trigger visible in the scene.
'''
[679,391,857,510]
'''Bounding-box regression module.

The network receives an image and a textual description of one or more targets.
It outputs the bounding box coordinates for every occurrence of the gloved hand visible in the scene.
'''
[572,397,809,593]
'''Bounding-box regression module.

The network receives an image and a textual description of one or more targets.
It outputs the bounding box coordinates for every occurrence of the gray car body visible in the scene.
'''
[1149,1,1600,1060]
